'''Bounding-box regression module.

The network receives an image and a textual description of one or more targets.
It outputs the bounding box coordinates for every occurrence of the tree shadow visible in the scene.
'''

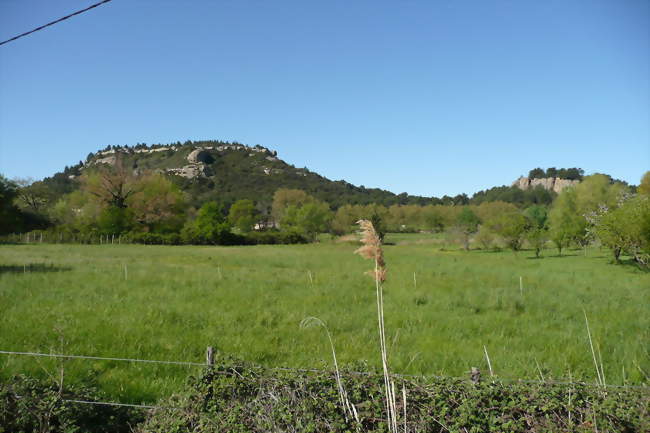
[618,258,649,273]
[0,264,72,275]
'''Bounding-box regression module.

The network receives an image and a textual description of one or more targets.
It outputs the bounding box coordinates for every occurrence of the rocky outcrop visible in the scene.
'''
[167,164,211,179]
[93,155,117,166]
[187,149,214,164]
[513,176,579,193]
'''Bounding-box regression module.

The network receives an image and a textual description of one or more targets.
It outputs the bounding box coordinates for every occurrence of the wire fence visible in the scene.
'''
[2,349,648,389]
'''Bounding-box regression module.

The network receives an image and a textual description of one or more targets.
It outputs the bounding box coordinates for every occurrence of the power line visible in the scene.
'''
[0,0,113,47]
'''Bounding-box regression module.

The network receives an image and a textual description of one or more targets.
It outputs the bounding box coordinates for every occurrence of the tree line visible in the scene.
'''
[1,162,648,266]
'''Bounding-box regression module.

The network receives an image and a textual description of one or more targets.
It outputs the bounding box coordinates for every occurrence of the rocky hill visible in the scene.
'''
[51,140,435,209]
[512,176,580,193]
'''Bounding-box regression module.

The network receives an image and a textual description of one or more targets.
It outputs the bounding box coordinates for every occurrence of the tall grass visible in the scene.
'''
[0,238,647,403]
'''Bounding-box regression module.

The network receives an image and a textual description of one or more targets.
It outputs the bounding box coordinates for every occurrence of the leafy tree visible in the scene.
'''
[475,225,497,251]
[228,199,258,233]
[639,171,650,197]
[331,204,360,235]
[181,201,233,245]
[14,178,52,215]
[271,189,313,224]
[82,164,137,210]
[548,188,583,255]
[528,168,545,179]
[0,175,23,234]
[524,205,548,257]
[98,206,133,234]
[421,206,445,232]
[589,195,650,265]
[128,174,186,233]
[455,207,480,251]
[486,210,527,252]
[281,201,332,241]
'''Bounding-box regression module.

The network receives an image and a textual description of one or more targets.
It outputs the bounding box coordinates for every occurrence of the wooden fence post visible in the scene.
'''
[470,367,481,384]
[206,346,214,366]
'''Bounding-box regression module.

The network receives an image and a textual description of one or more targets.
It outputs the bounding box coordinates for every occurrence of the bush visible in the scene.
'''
[0,375,142,433]
[123,232,182,245]
[245,229,308,245]
[137,358,650,433]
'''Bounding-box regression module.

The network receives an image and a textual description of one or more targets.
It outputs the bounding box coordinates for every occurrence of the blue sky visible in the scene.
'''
[0,0,647,197]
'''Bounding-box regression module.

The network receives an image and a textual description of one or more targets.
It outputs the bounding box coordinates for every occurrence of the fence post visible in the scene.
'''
[206,346,214,366]
[470,367,481,384]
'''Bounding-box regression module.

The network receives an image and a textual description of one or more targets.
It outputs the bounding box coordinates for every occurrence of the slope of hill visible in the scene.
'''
[43,140,435,209]
[38,140,620,211]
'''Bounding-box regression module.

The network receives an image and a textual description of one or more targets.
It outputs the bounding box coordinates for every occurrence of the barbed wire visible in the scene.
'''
[1,349,648,390]
[0,0,113,47]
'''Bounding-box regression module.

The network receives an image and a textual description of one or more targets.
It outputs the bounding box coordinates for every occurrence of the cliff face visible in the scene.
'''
[513,176,579,193]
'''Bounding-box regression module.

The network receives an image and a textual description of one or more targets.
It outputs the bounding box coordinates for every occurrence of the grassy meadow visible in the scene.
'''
[0,235,648,404]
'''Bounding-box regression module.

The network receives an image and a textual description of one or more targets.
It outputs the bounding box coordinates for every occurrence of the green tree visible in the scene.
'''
[98,206,133,235]
[421,205,445,233]
[181,202,234,244]
[639,171,650,197]
[281,201,332,241]
[487,210,528,252]
[0,175,23,234]
[128,174,186,233]
[548,188,583,255]
[455,207,480,251]
[228,199,258,233]
[524,205,548,258]
[271,189,313,224]
[331,204,360,235]
[589,196,650,265]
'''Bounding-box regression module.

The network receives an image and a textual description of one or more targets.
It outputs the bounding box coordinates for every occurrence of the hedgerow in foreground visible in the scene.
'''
[138,359,649,433]
[0,375,142,433]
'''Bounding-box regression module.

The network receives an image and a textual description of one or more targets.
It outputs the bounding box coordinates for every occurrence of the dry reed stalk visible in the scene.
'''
[483,345,493,378]
[299,317,359,426]
[583,310,604,386]
[596,341,606,387]
[355,219,398,433]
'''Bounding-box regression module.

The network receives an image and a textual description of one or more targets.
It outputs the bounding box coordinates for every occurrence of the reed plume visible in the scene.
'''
[355,219,398,432]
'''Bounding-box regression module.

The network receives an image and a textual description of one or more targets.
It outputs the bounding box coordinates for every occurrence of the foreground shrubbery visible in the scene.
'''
[0,375,141,433]
[139,359,650,432]
[3,361,648,433]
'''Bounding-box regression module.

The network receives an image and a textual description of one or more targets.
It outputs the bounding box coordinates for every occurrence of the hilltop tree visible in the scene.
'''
[528,168,545,179]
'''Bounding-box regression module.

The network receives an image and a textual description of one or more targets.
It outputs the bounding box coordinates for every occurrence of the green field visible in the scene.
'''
[1,236,648,404]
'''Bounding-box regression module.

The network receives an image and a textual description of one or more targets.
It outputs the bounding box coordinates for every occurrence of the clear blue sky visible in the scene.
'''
[0,0,648,197]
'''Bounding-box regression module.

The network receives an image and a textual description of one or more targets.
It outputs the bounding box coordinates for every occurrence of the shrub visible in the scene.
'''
[0,375,141,433]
